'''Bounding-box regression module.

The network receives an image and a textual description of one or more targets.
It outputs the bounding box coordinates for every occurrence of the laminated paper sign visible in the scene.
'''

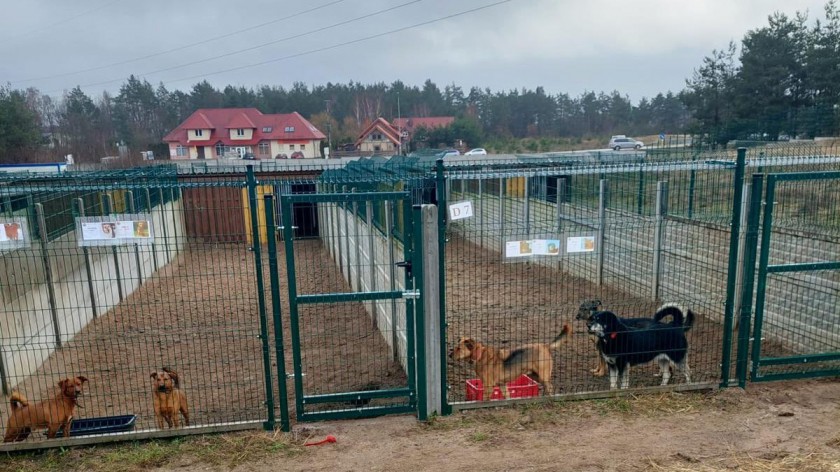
[505,239,561,258]
[448,201,473,221]
[0,218,30,250]
[566,236,596,253]
[77,214,154,247]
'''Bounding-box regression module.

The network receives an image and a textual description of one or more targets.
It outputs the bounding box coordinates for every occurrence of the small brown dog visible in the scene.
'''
[3,376,88,442]
[450,324,571,400]
[150,368,189,429]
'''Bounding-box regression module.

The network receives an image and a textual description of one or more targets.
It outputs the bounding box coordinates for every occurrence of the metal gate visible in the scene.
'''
[278,191,423,422]
[737,171,840,382]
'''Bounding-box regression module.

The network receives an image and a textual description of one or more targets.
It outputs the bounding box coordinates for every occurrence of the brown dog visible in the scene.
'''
[450,324,571,400]
[3,376,88,442]
[150,368,189,429]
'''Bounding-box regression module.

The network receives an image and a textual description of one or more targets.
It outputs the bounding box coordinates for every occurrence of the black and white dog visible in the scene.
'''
[587,303,694,390]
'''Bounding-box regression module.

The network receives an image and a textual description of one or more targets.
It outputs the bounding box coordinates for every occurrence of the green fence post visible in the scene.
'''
[750,175,777,381]
[636,167,645,215]
[720,148,746,388]
[158,188,171,263]
[126,190,144,285]
[687,150,698,218]
[435,158,450,415]
[145,188,159,271]
[102,194,124,302]
[735,174,764,387]
[264,193,290,432]
[73,198,98,320]
[280,194,305,420]
[246,165,275,430]
[34,203,61,348]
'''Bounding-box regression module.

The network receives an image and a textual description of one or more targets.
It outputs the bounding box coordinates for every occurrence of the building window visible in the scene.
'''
[262,127,272,133]
[176,145,187,157]
[236,128,245,137]
[300,144,305,150]
[289,144,295,150]
[194,129,203,137]
[284,126,295,133]
[215,143,224,157]
[258,142,270,155]
[371,133,383,141]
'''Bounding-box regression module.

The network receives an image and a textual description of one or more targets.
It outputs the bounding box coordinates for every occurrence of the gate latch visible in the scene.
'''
[402,289,421,300]
[395,260,412,278]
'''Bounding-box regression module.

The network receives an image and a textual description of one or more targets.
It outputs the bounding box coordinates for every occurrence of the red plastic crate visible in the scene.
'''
[465,374,540,401]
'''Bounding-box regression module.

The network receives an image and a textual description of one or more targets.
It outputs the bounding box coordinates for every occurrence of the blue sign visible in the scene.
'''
[659,133,666,140]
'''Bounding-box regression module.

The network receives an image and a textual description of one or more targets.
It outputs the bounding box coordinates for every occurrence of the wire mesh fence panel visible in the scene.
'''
[748,173,840,381]
[0,171,272,448]
[278,188,419,421]
[442,159,746,404]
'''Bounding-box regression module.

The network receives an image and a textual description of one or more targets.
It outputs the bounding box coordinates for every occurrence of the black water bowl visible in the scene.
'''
[47,415,137,437]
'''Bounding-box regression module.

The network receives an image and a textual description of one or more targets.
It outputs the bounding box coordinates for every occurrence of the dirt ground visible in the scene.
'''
[223,379,840,472]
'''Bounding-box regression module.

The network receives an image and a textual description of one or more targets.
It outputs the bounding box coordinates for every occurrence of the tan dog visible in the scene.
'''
[3,376,88,442]
[450,324,571,400]
[150,368,189,429]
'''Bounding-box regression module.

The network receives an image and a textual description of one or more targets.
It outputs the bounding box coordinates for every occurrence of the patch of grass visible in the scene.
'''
[469,431,489,443]
[593,397,633,415]
[646,450,840,472]
[0,430,305,472]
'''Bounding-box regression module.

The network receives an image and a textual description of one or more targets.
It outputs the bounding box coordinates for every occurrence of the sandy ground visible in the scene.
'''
[161,379,840,472]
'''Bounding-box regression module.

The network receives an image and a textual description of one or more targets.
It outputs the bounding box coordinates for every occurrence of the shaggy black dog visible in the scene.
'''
[587,304,694,389]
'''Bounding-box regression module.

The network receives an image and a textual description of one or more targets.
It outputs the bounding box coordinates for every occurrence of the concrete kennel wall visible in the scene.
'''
[0,198,186,391]
[319,199,409,372]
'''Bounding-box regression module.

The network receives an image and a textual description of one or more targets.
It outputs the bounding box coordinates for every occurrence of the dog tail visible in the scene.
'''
[9,391,28,411]
[654,304,695,332]
[549,323,572,349]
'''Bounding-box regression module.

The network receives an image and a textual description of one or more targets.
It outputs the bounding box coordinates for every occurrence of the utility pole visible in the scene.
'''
[327,122,332,158]
[324,99,333,159]
[397,91,402,155]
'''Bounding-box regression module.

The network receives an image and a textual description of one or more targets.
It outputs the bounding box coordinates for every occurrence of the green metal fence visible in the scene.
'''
[1,141,838,448]
[738,170,840,382]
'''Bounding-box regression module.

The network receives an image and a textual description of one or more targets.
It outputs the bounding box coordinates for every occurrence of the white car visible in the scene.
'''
[464,148,488,156]
[440,149,461,158]
[609,136,644,151]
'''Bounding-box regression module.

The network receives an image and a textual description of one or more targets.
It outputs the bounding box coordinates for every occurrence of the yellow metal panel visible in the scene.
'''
[507,177,525,197]
[242,185,272,245]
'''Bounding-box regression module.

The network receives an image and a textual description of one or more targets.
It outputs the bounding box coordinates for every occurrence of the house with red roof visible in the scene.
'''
[354,118,401,154]
[163,108,326,160]
[354,116,455,153]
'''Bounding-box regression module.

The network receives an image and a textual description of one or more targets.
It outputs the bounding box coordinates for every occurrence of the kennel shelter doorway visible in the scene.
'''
[737,171,840,383]
[275,182,319,239]
[279,190,424,422]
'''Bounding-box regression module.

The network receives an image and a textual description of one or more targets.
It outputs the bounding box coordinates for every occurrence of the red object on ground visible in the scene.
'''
[465,374,540,401]
[305,434,337,446]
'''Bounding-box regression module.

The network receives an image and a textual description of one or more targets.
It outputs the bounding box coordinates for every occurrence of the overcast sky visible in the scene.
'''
[0,0,830,102]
